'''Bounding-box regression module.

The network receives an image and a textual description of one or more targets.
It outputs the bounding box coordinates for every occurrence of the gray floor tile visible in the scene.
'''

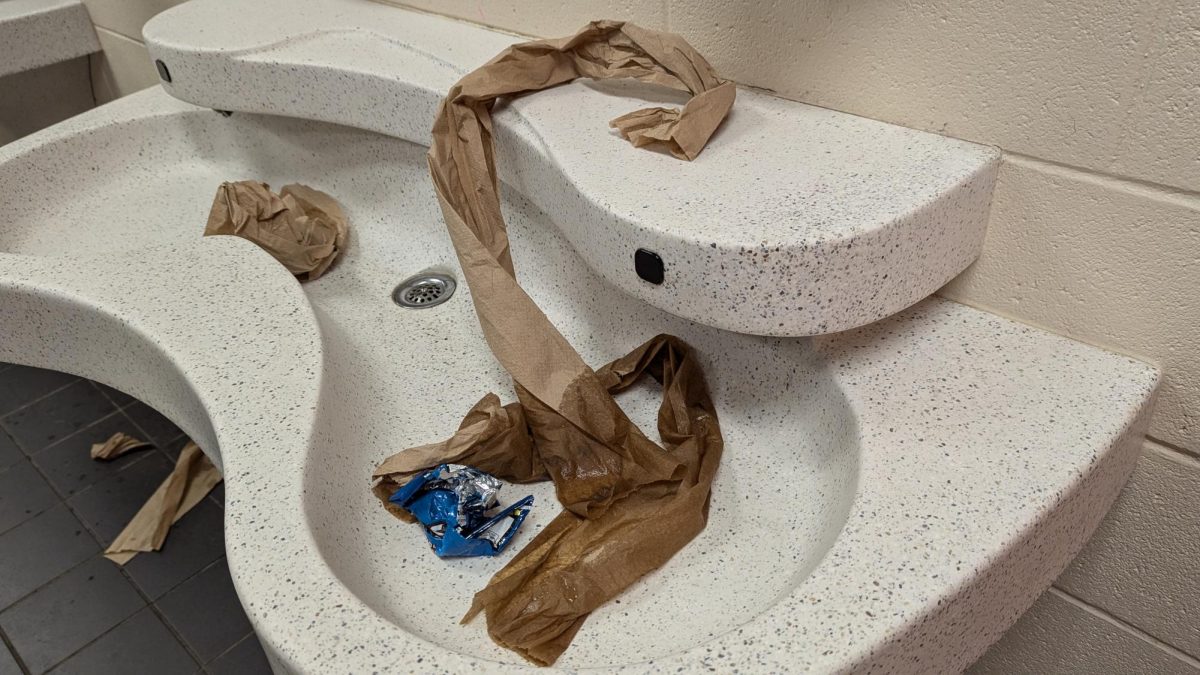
[156,559,249,664]
[47,607,197,675]
[32,412,156,498]
[209,480,225,506]
[0,366,77,418]
[88,382,135,409]
[0,557,144,673]
[0,430,20,471]
[0,381,116,454]
[125,500,225,600]
[0,368,243,673]
[161,436,192,462]
[123,402,183,449]
[0,505,99,610]
[0,640,21,675]
[67,453,172,545]
[206,634,271,675]
[0,461,58,534]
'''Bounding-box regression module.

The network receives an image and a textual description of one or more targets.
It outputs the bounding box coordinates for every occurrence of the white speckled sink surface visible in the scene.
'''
[0,87,1157,673]
[0,0,98,76]
[142,0,1000,337]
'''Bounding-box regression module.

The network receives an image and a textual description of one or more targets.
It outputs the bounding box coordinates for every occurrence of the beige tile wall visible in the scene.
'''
[89,0,1200,669]
[969,589,1199,675]
[83,0,183,104]
[0,58,94,145]
[1056,442,1200,656]
[943,157,1199,451]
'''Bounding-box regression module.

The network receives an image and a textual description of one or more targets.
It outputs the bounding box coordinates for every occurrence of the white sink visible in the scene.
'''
[0,85,1157,673]
[143,0,1000,338]
[0,0,97,77]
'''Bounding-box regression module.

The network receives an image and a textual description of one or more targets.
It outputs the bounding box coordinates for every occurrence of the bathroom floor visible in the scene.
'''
[0,363,271,674]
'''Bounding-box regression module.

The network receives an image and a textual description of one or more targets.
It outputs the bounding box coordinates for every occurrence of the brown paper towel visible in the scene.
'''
[90,432,152,460]
[205,181,348,280]
[104,441,223,565]
[373,21,733,665]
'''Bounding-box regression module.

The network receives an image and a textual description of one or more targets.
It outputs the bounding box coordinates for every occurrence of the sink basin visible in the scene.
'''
[1,88,858,665]
[0,86,1158,672]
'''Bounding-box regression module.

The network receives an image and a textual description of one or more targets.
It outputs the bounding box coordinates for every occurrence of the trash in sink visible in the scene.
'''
[390,464,534,558]
[205,180,348,281]
[373,19,731,666]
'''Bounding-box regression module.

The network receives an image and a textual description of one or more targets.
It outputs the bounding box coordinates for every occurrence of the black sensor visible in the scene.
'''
[634,248,665,285]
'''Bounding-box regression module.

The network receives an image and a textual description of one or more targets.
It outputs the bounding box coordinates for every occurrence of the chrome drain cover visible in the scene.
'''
[392,272,456,309]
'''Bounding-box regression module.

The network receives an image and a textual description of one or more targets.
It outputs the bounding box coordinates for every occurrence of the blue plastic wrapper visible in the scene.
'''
[389,464,534,558]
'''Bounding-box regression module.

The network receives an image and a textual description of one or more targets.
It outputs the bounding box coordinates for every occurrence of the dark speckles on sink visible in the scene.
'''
[0,40,1155,675]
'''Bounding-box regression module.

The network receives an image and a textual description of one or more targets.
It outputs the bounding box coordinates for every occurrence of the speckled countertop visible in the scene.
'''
[0,0,99,77]
[142,0,1000,337]
[0,87,1157,673]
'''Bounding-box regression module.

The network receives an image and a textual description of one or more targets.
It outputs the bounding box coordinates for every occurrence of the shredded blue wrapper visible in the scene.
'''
[389,464,534,558]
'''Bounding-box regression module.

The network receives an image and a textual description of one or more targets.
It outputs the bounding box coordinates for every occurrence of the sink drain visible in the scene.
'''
[392,272,457,309]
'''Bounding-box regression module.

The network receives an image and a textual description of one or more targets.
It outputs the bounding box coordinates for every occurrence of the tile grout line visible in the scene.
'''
[24,460,215,673]
[69,387,225,664]
[1004,150,1200,205]
[206,630,257,669]
[5,409,105,613]
[29,464,216,671]
[21,406,147,479]
[0,623,32,675]
[142,556,236,669]
[91,382,226,522]
[97,382,196,469]
[109,559,210,671]
[1,416,147,614]
[0,378,83,427]
[142,599,207,670]
[89,381,123,409]
[2,428,193,670]
[0,477,58,539]
[1,371,227,672]
[35,585,146,674]
[33,557,222,673]
[43,387,219,602]
[0,555,97,626]
[1050,587,1200,667]
[38,449,154,540]
[92,23,149,47]
[1146,434,1200,462]
[0,451,62,538]
[6,407,125,612]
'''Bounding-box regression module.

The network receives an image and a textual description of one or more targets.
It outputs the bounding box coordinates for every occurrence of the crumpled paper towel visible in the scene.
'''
[205,181,348,281]
[374,20,733,666]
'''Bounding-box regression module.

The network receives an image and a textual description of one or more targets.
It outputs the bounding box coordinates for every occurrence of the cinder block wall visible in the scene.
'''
[91,0,1200,670]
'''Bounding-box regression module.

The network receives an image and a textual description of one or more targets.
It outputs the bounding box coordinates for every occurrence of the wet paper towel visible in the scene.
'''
[373,21,733,666]
[104,441,222,565]
[205,181,348,280]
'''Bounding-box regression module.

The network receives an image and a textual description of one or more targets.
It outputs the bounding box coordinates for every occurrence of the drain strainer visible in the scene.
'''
[392,272,457,309]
